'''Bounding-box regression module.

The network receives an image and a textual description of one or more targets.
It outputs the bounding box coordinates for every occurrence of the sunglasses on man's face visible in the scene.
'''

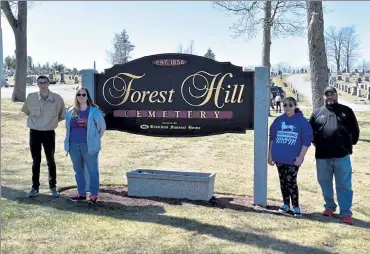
[77,93,87,97]
[283,103,294,108]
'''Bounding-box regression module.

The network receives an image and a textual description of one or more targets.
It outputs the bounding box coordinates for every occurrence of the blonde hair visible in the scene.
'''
[72,88,101,118]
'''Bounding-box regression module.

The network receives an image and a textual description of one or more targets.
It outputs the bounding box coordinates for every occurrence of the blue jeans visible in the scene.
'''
[316,155,353,217]
[69,143,99,196]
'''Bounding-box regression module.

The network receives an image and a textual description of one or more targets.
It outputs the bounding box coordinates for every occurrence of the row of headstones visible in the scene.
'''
[336,76,370,82]
[334,82,370,100]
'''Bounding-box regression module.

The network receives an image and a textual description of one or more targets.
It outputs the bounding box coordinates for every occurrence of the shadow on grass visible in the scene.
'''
[358,138,370,143]
[2,186,368,253]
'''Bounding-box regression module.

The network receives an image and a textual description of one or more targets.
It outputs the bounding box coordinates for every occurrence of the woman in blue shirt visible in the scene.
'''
[64,88,106,204]
[268,97,313,216]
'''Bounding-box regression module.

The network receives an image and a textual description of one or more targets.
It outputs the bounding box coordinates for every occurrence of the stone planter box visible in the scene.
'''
[126,169,216,201]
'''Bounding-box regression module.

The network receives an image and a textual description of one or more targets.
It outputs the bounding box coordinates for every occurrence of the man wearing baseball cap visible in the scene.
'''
[309,86,360,225]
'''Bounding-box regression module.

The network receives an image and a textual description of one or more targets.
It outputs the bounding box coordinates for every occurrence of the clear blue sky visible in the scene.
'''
[2,1,370,72]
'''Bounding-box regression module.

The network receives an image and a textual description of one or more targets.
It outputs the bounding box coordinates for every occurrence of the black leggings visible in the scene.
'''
[276,163,300,207]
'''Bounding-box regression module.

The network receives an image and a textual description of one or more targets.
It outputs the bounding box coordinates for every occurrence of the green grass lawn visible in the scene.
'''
[1,99,370,253]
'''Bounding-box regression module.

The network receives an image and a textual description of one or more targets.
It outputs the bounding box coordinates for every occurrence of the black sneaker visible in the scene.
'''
[69,194,86,202]
[27,188,39,198]
[88,195,98,205]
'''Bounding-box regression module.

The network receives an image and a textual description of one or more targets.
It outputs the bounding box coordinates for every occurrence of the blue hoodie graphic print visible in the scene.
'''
[269,111,313,165]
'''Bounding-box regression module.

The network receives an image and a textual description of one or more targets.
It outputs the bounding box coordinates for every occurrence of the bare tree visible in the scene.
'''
[185,40,196,54]
[177,44,184,53]
[358,59,370,72]
[106,30,135,65]
[1,1,27,101]
[307,1,328,110]
[325,26,344,72]
[342,25,359,73]
[213,1,306,69]
[213,1,306,116]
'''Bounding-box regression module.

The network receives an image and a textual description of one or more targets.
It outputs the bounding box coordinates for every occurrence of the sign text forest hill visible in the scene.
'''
[94,54,254,137]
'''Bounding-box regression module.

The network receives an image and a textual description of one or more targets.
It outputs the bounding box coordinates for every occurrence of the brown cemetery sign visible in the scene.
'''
[94,53,254,137]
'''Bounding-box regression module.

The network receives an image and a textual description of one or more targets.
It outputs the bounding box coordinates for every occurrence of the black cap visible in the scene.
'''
[324,86,337,94]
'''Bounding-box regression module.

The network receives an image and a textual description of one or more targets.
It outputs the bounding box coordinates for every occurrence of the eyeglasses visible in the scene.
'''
[37,81,49,85]
[283,103,294,108]
[77,93,87,97]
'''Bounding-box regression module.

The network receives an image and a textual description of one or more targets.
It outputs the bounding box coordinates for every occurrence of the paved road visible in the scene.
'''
[1,84,78,101]
[286,74,370,112]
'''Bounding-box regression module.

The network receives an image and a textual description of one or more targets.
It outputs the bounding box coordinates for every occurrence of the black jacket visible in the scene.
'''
[309,103,360,159]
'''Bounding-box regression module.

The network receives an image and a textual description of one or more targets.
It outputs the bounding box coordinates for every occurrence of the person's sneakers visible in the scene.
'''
[323,208,335,216]
[26,188,39,198]
[69,194,86,202]
[278,204,291,214]
[340,215,353,225]
[88,195,98,205]
[50,187,60,198]
[293,207,302,217]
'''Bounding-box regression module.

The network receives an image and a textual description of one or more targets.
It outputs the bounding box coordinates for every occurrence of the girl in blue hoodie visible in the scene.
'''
[268,97,313,216]
[64,88,106,204]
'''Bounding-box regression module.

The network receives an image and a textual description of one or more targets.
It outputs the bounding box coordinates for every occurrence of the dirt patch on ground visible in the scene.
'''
[60,185,311,215]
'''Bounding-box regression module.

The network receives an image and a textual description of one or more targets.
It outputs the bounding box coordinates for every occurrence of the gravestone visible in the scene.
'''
[348,87,351,94]
[344,85,348,93]
[330,76,337,83]
[351,86,358,96]
[351,71,356,75]
[345,76,350,82]
[337,71,342,75]
[74,76,79,84]
[354,69,359,73]
[26,76,33,85]
[358,89,362,97]
[60,73,65,84]
[358,77,362,83]
[368,87,370,100]
[338,75,342,81]
[360,73,364,77]
[335,82,338,88]
[365,76,369,81]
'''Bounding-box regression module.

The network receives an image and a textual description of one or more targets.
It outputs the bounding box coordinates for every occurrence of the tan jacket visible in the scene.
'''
[21,91,66,131]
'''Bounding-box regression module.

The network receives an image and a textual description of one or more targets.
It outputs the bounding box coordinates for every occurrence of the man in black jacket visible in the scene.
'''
[309,86,360,225]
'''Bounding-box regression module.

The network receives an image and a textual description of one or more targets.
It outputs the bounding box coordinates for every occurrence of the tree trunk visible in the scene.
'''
[262,1,272,115]
[346,53,350,73]
[306,1,328,110]
[336,58,340,73]
[1,1,27,102]
[13,23,27,102]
